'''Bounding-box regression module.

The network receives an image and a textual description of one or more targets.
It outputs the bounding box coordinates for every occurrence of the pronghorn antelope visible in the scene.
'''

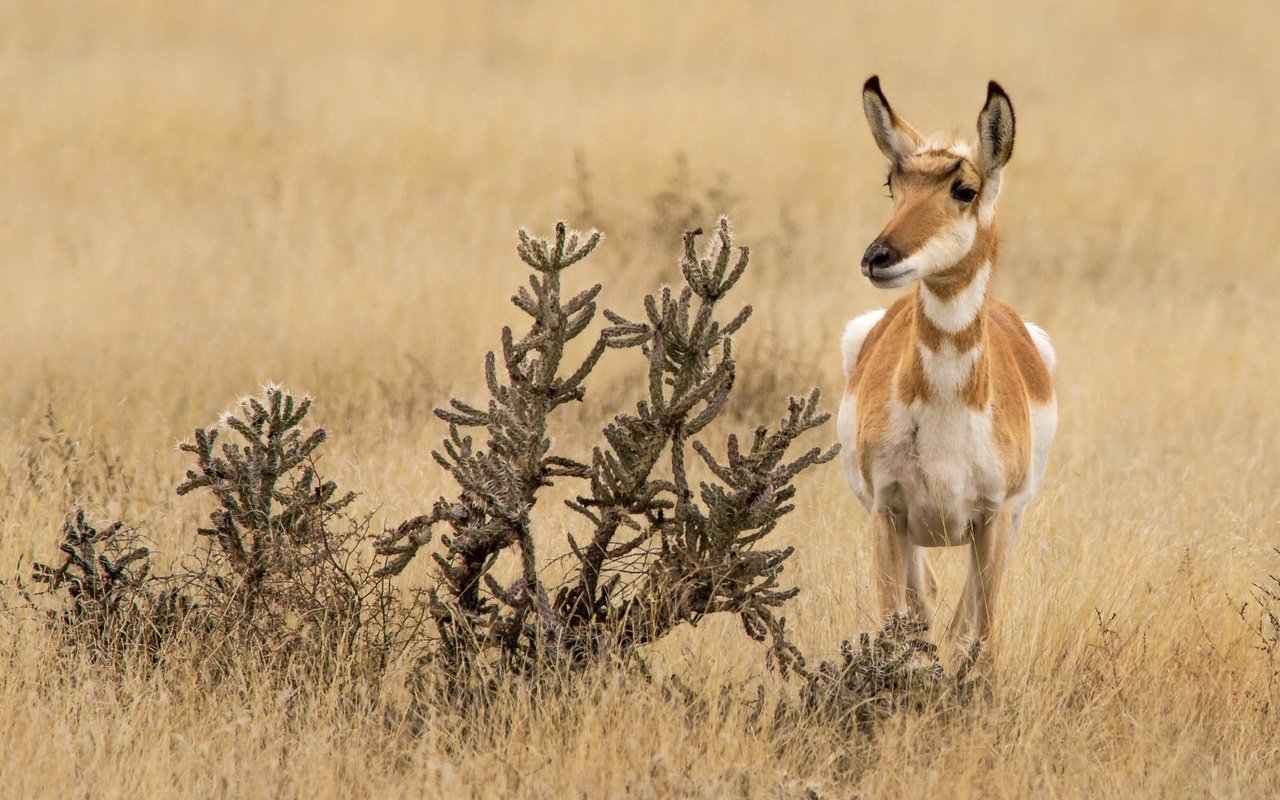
[838,76,1057,648]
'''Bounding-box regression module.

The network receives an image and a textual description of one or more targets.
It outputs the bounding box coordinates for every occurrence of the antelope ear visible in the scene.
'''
[977,81,1016,174]
[862,76,923,164]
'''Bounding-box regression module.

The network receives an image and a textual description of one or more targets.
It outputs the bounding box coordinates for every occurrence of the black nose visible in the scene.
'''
[861,241,901,275]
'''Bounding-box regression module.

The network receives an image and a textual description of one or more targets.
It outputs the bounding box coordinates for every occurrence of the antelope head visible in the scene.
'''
[858,76,1016,289]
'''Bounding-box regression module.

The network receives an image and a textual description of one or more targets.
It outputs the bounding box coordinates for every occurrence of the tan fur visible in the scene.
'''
[879,157,981,260]
[843,77,1057,655]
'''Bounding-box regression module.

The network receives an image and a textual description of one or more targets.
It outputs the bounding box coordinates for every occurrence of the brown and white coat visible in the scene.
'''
[837,77,1057,648]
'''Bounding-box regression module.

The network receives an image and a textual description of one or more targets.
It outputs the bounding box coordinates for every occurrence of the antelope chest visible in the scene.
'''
[873,396,1004,547]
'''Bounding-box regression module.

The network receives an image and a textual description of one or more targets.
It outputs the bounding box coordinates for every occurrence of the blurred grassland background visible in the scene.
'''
[2,1,1279,797]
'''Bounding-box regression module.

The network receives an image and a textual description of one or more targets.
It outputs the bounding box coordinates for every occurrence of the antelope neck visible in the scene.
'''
[899,228,996,408]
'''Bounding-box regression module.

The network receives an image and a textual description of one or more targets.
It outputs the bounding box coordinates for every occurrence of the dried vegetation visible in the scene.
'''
[3,2,1279,796]
[20,220,981,743]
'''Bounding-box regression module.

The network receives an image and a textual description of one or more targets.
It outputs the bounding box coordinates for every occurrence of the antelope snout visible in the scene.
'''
[860,240,902,278]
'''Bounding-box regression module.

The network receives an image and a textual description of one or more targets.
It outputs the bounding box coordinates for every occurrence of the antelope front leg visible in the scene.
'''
[873,507,910,623]
[968,502,1013,646]
[947,550,977,644]
[906,547,938,627]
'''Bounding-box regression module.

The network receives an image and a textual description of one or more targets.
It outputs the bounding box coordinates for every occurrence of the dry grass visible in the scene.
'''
[3,1,1280,796]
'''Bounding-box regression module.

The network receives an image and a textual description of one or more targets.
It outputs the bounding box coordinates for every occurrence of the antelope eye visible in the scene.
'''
[952,184,978,203]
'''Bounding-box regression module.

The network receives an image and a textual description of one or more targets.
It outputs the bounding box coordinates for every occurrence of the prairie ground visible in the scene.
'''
[2,1,1279,797]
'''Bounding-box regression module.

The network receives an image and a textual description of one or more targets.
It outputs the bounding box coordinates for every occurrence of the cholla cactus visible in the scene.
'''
[379,218,837,680]
[556,221,837,660]
[377,223,608,672]
[28,510,164,660]
[30,388,422,673]
[173,385,424,674]
[178,387,355,605]
[31,510,152,623]
[788,615,984,735]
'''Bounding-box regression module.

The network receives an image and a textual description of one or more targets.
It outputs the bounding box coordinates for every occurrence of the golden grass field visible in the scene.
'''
[3,1,1279,796]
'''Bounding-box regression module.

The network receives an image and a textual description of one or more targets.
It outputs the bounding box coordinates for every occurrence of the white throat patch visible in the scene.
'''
[920,261,992,333]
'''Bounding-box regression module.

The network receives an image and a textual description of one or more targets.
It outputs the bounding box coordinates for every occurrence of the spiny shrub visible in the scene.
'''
[27,511,174,661]
[31,512,150,620]
[23,217,982,731]
[177,389,349,600]
[174,388,424,674]
[376,218,837,696]
[28,388,426,677]
[781,615,984,737]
